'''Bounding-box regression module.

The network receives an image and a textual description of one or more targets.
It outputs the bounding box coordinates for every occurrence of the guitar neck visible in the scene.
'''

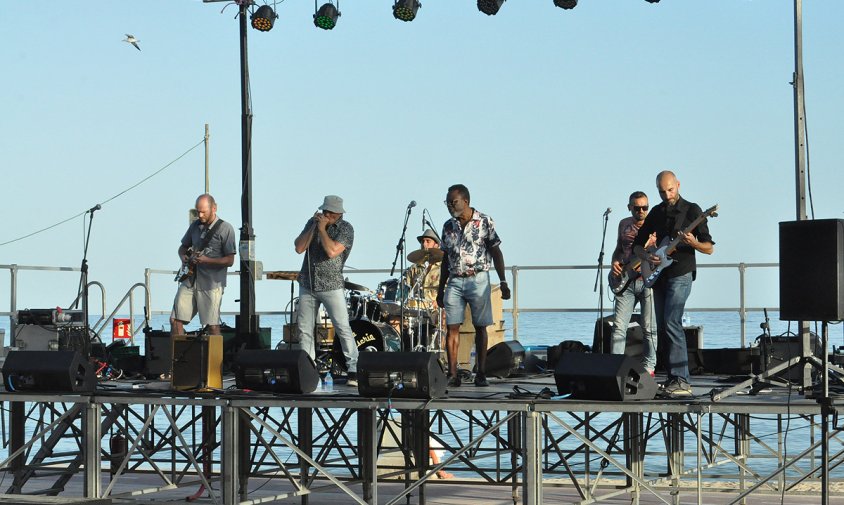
[664,214,709,255]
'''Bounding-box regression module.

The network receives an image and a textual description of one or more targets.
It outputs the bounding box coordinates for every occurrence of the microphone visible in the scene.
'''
[603,207,612,217]
[408,200,417,209]
[88,204,102,214]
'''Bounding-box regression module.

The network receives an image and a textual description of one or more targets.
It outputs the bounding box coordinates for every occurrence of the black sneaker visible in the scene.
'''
[474,373,489,387]
[346,372,358,388]
[447,375,461,388]
[662,377,692,397]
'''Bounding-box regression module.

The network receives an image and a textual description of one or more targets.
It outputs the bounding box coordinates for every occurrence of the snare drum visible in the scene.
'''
[377,278,410,317]
[332,319,401,372]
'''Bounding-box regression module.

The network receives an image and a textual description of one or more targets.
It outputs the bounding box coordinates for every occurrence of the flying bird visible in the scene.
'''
[123,34,141,51]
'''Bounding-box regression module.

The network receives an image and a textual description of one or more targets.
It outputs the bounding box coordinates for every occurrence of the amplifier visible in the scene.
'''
[171,334,222,391]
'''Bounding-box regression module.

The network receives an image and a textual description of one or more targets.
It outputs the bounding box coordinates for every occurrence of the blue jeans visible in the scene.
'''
[444,270,493,327]
[610,278,656,370]
[652,272,693,381]
[296,286,358,373]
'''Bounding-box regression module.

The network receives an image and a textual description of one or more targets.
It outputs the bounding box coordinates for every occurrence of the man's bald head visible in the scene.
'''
[656,171,680,206]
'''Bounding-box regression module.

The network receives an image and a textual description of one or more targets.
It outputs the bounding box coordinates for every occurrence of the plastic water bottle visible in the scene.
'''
[322,371,333,392]
[682,313,690,327]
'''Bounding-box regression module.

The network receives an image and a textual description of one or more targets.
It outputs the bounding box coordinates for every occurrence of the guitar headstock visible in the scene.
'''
[704,204,719,219]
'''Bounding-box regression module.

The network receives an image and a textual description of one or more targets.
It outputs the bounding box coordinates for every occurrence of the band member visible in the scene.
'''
[405,228,443,309]
[634,171,714,397]
[294,195,359,386]
[171,194,236,337]
[436,184,511,388]
[609,192,657,374]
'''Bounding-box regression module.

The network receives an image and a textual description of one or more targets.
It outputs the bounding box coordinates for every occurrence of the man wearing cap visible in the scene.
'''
[171,194,236,338]
[436,184,511,388]
[405,229,443,309]
[294,195,359,386]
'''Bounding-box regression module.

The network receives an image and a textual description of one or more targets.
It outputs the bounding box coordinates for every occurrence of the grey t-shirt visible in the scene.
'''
[181,217,237,290]
[298,218,354,292]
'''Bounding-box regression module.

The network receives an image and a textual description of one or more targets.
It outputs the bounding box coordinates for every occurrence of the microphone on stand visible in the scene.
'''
[603,207,612,217]
[408,200,417,210]
[88,204,102,214]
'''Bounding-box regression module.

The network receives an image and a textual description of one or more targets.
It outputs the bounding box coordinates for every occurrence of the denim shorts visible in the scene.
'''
[444,270,493,327]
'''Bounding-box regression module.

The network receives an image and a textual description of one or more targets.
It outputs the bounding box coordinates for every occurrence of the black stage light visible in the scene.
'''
[477,0,505,16]
[251,4,277,32]
[358,352,447,399]
[393,0,421,22]
[646,0,660,3]
[553,0,577,9]
[314,2,340,30]
[234,349,320,394]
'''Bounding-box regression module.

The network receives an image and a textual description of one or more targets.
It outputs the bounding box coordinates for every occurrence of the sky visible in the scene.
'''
[1,1,843,321]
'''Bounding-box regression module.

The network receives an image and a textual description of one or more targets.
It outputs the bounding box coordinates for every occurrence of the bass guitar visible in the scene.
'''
[608,257,644,295]
[640,204,719,288]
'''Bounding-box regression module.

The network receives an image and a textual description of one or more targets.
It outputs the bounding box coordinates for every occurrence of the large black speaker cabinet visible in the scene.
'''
[358,352,447,399]
[144,329,172,378]
[485,341,526,378]
[2,350,95,393]
[555,353,657,401]
[172,334,222,391]
[593,314,644,357]
[779,219,844,321]
[234,349,319,394]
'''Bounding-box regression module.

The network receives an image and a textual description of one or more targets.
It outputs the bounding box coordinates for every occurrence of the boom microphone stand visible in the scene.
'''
[390,201,416,351]
[70,204,102,356]
[593,208,612,354]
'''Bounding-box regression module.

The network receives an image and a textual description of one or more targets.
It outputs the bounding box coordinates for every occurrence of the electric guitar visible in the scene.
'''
[608,256,645,295]
[640,204,719,288]
[174,247,203,283]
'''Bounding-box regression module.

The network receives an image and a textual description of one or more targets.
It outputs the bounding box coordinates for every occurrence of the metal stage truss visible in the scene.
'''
[0,388,843,505]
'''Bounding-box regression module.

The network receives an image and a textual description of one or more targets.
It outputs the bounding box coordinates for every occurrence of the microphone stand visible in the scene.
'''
[593,210,611,353]
[390,204,413,351]
[71,205,100,357]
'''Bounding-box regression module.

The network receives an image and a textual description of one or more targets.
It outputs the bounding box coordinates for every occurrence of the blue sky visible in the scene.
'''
[1,1,842,317]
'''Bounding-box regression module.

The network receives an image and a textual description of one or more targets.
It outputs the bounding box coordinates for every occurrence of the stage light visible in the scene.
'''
[251,4,277,32]
[553,0,577,9]
[393,0,421,22]
[645,0,660,3]
[477,0,505,16]
[314,2,340,30]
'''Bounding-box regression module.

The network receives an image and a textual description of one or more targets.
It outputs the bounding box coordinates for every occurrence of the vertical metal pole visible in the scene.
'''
[820,321,830,505]
[511,266,519,341]
[626,413,642,505]
[738,263,746,347]
[522,410,542,505]
[298,408,312,505]
[10,402,24,488]
[222,405,240,505]
[237,1,259,346]
[84,402,101,498]
[9,265,17,337]
[359,408,378,504]
[696,413,702,505]
[204,123,210,194]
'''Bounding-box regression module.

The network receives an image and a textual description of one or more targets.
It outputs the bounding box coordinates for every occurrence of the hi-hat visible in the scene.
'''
[407,248,444,265]
[344,280,370,292]
[266,271,298,281]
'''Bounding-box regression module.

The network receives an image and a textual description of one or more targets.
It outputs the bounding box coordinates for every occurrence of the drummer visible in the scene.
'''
[404,229,443,309]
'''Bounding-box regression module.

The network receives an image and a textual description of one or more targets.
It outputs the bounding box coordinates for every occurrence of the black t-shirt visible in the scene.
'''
[633,196,714,280]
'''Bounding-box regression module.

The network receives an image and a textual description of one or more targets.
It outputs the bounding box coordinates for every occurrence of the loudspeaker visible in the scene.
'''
[172,334,222,391]
[144,330,172,378]
[779,219,844,321]
[234,349,319,394]
[2,350,95,393]
[554,353,657,401]
[655,326,704,373]
[358,352,447,399]
[759,335,822,382]
[593,314,644,357]
[696,348,760,375]
[485,341,526,378]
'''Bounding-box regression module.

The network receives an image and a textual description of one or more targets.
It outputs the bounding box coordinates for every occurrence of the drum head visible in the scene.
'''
[332,320,401,372]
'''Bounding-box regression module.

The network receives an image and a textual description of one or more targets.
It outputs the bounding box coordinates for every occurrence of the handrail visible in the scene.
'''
[92,283,151,343]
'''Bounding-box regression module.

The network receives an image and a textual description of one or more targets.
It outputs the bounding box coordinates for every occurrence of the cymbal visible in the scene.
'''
[266,271,299,281]
[344,280,371,292]
[407,248,444,265]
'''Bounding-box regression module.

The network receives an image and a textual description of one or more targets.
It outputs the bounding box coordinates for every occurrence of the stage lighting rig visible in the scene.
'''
[553,0,577,9]
[251,4,277,32]
[314,2,340,30]
[478,0,505,16]
[393,0,421,22]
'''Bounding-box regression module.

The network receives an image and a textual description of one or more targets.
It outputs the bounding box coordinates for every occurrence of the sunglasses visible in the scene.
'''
[632,205,649,211]
[444,199,464,207]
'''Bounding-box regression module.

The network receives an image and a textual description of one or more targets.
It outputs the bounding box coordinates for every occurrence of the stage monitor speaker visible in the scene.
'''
[555,353,657,401]
[172,334,222,391]
[2,350,95,393]
[358,352,447,399]
[779,219,844,321]
[234,349,319,394]
[485,341,526,378]
[593,314,644,357]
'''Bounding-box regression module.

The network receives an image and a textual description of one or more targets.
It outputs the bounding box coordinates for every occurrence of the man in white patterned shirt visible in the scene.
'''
[436,184,511,388]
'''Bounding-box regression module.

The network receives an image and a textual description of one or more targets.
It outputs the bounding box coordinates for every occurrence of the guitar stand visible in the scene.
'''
[710,322,844,402]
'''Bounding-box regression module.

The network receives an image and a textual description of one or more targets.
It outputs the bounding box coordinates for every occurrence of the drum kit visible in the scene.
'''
[269,246,445,375]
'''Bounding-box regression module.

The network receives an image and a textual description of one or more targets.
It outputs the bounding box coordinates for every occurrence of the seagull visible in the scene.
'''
[123,34,141,51]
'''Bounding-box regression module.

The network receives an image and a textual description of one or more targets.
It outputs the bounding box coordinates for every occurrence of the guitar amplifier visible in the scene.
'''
[171,334,222,391]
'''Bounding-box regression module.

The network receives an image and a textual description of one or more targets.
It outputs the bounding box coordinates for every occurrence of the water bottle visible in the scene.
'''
[322,371,333,392]
[682,313,690,327]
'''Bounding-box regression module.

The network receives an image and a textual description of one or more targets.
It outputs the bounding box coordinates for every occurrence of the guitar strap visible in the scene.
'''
[197,218,225,254]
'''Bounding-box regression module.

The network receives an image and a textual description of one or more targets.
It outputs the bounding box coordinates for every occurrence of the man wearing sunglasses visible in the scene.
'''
[294,195,359,387]
[634,171,715,398]
[609,191,657,375]
[436,184,511,388]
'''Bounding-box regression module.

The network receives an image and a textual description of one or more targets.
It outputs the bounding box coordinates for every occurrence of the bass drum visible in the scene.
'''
[332,319,401,372]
